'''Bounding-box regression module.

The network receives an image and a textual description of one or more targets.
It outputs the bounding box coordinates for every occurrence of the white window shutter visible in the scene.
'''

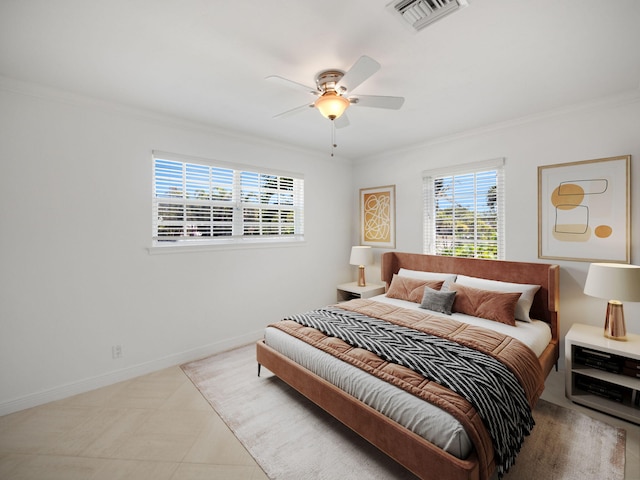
[152,152,304,247]
[423,158,504,259]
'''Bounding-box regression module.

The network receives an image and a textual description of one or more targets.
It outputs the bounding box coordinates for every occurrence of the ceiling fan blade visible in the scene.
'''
[273,103,314,119]
[350,95,405,110]
[265,75,318,96]
[334,113,350,129]
[336,55,381,93]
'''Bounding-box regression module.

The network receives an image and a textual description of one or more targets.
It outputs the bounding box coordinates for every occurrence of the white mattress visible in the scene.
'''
[263,296,552,460]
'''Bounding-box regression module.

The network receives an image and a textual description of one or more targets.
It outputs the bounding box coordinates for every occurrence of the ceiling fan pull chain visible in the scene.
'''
[331,120,337,157]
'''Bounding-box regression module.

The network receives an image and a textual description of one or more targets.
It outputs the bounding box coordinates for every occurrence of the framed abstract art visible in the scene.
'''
[360,185,396,249]
[538,155,630,263]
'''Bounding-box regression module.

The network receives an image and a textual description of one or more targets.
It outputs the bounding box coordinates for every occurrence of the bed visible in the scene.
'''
[256,252,560,480]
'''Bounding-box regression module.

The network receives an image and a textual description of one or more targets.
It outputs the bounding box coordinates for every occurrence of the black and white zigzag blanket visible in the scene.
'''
[284,305,534,478]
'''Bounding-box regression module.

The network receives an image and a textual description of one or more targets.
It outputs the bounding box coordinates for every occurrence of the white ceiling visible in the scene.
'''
[1,0,639,160]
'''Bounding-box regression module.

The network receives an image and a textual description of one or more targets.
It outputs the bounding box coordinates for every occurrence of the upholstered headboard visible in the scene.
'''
[381,252,560,339]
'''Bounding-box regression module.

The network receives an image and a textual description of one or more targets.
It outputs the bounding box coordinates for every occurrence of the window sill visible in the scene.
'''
[147,237,306,255]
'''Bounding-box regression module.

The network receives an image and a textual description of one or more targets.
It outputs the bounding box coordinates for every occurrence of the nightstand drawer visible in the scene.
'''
[625,358,640,370]
[623,367,640,379]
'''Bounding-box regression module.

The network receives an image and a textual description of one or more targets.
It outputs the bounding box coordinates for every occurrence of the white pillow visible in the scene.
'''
[397,268,457,289]
[454,274,541,322]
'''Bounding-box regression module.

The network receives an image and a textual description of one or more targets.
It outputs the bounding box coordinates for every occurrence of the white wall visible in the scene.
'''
[0,81,353,414]
[352,93,640,357]
[2,79,638,415]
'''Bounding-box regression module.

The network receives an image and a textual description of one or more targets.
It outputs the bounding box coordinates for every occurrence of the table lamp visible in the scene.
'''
[583,262,640,340]
[350,246,373,287]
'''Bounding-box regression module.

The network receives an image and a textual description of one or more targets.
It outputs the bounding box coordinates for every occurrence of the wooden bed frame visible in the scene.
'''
[256,252,560,480]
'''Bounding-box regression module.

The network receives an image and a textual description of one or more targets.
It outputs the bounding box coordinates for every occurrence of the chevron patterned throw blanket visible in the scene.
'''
[277,300,541,479]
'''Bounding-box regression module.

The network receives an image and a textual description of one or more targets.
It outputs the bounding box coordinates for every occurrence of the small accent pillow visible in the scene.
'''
[454,275,541,322]
[449,283,521,326]
[386,275,444,303]
[420,287,456,315]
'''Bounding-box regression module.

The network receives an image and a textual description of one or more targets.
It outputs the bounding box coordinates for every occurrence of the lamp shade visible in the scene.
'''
[315,92,350,120]
[350,246,372,266]
[583,263,640,302]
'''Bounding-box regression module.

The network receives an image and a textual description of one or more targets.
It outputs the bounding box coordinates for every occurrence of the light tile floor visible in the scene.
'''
[0,366,268,480]
[0,363,638,479]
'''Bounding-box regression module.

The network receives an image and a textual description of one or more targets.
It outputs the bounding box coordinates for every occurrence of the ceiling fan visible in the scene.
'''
[266,55,405,129]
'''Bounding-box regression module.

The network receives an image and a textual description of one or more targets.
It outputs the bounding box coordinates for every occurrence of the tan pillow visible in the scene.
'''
[454,275,540,322]
[449,283,521,326]
[386,275,444,303]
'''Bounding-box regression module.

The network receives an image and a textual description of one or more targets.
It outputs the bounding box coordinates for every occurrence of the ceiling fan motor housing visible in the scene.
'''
[315,70,346,94]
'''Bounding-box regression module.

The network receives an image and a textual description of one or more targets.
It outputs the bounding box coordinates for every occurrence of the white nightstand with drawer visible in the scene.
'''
[565,323,640,424]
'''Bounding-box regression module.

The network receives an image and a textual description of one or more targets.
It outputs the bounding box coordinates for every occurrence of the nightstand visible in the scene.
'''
[565,323,640,424]
[337,282,386,303]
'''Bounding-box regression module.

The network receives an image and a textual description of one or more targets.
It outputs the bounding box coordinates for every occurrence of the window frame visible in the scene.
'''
[150,151,304,252]
[423,158,505,259]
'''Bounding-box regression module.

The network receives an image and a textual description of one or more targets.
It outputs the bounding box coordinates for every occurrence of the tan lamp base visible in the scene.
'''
[604,300,626,341]
[357,265,367,287]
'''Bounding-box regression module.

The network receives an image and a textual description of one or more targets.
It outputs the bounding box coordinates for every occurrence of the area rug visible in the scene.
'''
[182,344,626,480]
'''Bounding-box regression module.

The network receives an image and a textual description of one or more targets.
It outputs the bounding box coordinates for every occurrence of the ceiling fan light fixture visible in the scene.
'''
[314,92,350,120]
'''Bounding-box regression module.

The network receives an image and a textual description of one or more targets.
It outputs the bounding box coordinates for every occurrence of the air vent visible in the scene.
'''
[389,0,468,31]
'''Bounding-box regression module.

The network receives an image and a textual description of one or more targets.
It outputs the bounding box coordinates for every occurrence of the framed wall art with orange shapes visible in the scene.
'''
[538,155,630,263]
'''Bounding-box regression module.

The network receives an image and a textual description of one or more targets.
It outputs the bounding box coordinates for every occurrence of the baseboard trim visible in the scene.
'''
[0,330,264,416]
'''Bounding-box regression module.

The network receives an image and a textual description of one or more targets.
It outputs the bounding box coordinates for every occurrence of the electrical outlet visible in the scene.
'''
[112,345,123,359]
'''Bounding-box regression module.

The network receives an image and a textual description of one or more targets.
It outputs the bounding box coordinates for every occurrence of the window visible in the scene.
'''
[423,158,504,259]
[152,152,304,247]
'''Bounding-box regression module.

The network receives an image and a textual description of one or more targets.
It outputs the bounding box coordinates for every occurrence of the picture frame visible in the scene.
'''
[360,185,396,249]
[538,155,630,263]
